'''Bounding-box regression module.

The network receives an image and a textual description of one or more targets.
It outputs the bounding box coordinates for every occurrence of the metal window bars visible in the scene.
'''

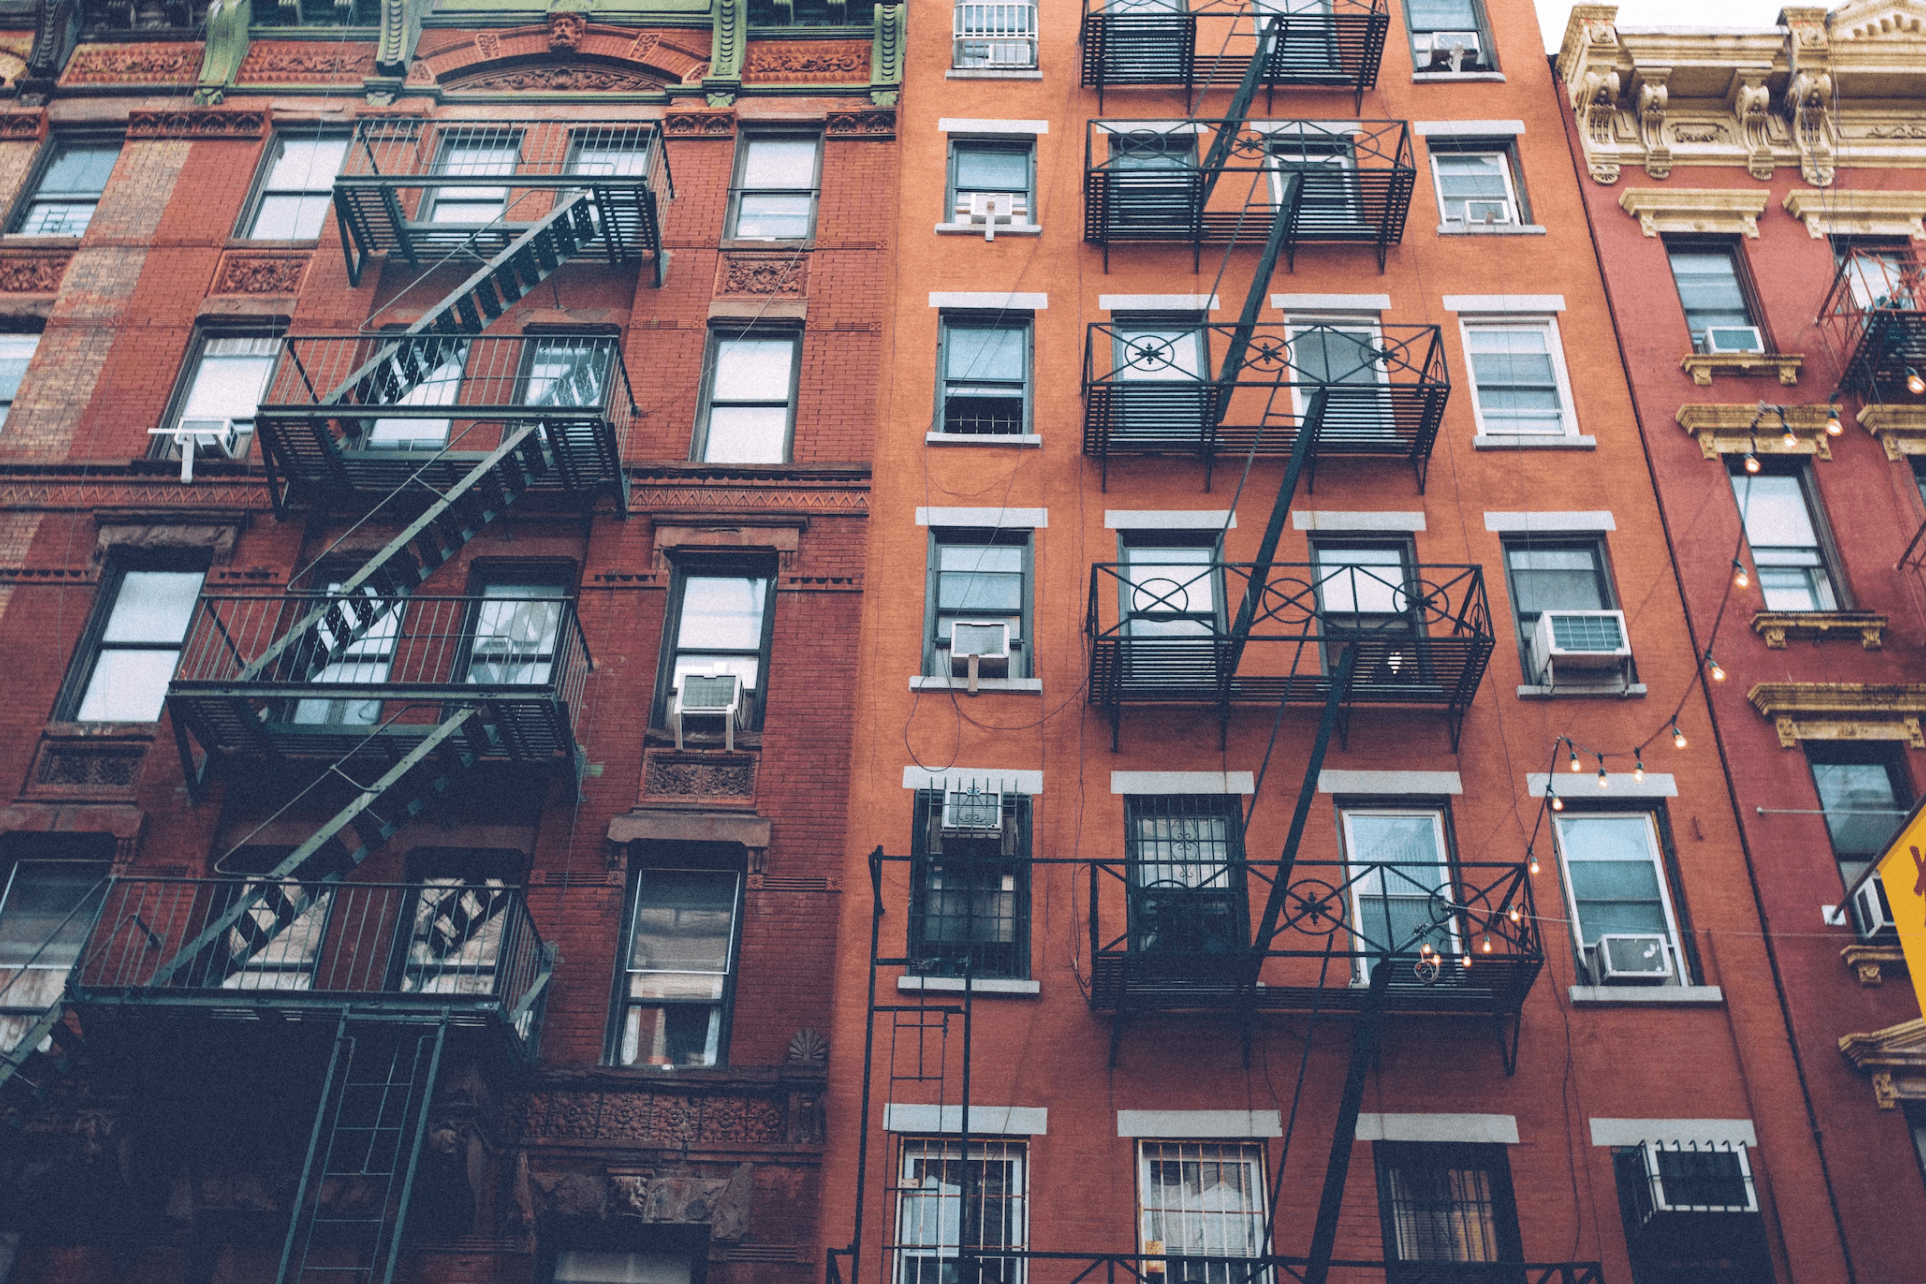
[910,787,1030,980]
[956,2,1039,68]
[890,1140,1029,1284]
[1138,1142,1269,1284]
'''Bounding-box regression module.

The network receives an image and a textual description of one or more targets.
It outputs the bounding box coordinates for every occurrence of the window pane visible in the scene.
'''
[1317,545,1405,615]
[1668,249,1752,335]
[703,406,787,462]
[677,577,769,652]
[0,334,38,424]
[1408,0,1477,27]
[713,338,795,401]
[181,347,276,425]
[626,870,738,973]
[1506,546,1606,615]
[19,203,97,237]
[0,863,108,967]
[956,148,1029,192]
[265,136,348,191]
[569,144,648,178]
[742,138,818,188]
[76,649,178,721]
[250,194,333,240]
[554,1252,693,1284]
[1732,474,1819,547]
[1435,154,1507,199]
[734,195,812,239]
[939,545,1024,612]
[524,341,608,408]
[946,326,1026,382]
[1383,1151,1505,1263]
[1292,327,1379,385]
[1115,327,1205,380]
[101,570,204,644]
[1812,760,1905,858]
[1557,815,1672,945]
[39,145,118,196]
[1468,326,1563,431]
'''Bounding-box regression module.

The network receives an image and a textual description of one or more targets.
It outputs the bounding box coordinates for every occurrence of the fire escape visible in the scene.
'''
[837,17,1587,1284]
[0,117,669,1284]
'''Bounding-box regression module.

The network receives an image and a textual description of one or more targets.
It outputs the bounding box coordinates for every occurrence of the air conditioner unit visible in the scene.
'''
[942,785,1004,834]
[671,670,745,751]
[1461,198,1515,225]
[1633,1142,1758,1220]
[949,620,1011,693]
[1530,610,1632,688]
[1702,326,1764,354]
[1595,933,1673,984]
[1416,30,1481,72]
[148,418,251,482]
[1851,872,1898,940]
[955,191,1030,241]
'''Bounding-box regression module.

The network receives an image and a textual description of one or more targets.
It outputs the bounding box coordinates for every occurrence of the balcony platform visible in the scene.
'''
[1822,248,1926,397]
[1079,0,1390,107]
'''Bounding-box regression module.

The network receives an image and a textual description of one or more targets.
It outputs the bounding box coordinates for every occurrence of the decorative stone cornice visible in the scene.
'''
[1746,682,1926,747]
[1784,190,1926,240]
[1839,1017,1926,1107]
[1676,403,1835,459]
[1680,353,1803,386]
[1619,188,1770,238]
[1750,610,1886,649]
[1841,942,1907,986]
[1857,403,1926,458]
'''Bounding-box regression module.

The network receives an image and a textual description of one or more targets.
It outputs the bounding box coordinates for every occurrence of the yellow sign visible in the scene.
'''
[1873,799,1926,1018]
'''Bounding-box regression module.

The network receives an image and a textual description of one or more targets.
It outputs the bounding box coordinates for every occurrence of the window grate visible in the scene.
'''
[1138,1142,1268,1284]
[892,1140,1027,1284]
[911,789,1030,979]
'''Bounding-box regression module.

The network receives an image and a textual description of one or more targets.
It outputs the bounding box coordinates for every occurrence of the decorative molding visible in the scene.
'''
[705,0,744,101]
[236,41,377,84]
[1675,403,1835,460]
[442,62,664,94]
[1783,190,1926,240]
[1745,682,1926,748]
[519,1081,819,1146]
[0,251,71,293]
[213,252,309,296]
[641,750,758,801]
[663,110,737,138]
[125,108,265,139]
[871,1,904,103]
[0,110,47,141]
[716,252,806,298]
[825,107,896,140]
[25,736,146,799]
[1634,70,1670,179]
[1750,610,1886,650]
[1841,943,1907,987]
[1679,352,1803,386]
[743,40,867,82]
[1617,189,1770,239]
[1839,1017,1926,1108]
[61,42,202,85]
[1857,403,1926,458]
[0,478,272,510]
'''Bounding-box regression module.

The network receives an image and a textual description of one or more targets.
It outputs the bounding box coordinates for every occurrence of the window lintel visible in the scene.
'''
[1619,188,1770,238]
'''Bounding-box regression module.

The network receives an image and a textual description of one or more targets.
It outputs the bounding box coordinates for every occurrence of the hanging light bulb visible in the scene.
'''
[1633,750,1645,783]
[1528,850,1540,874]
[1909,366,1925,396]
[1569,743,1583,773]
[1508,905,1523,923]
[1597,757,1610,788]
[1672,722,1688,750]
[1459,951,1472,968]
[1550,794,1564,812]
[1732,559,1750,590]
[1706,652,1727,682]
[1481,933,1494,953]
[1824,409,1844,436]
[1781,418,1799,449]
[1742,451,1762,474]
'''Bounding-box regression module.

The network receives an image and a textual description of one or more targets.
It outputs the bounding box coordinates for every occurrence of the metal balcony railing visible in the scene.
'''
[80,0,204,33]
[1086,561,1493,744]
[71,878,549,1040]
[168,592,591,766]
[956,1,1039,68]
[260,0,381,24]
[253,334,634,506]
[1084,119,1414,268]
[851,1251,1604,1284]
[1821,247,1926,397]
[1079,0,1390,106]
[1082,321,1449,487]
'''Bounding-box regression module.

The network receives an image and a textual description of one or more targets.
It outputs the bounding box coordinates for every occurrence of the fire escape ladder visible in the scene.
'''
[1195,17,1283,209]
[278,1016,449,1284]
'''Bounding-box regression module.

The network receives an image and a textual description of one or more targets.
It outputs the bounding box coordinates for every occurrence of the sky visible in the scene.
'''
[1534,0,1805,52]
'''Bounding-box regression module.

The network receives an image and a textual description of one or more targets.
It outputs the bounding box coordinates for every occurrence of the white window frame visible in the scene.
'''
[1429,147,1520,227]
[1552,811,1687,985]
[895,1138,1030,1284]
[1339,807,1455,983]
[242,132,350,241]
[1457,315,1580,440]
[1283,313,1391,433]
[1136,1141,1270,1284]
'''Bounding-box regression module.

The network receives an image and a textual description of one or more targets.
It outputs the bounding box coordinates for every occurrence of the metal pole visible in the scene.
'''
[1302,960,1390,1284]
[1250,642,1356,952]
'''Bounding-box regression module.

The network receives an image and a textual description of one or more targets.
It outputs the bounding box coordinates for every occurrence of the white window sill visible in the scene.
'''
[899,976,1041,995]
[927,431,1042,447]
[935,222,1043,237]
[911,675,1043,693]
[1438,224,1547,236]
[1517,683,1647,699]
[1473,434,1596,450]
[1568,985,1724,1006]
[947,68,1042,80]
[1412,71,1506,83]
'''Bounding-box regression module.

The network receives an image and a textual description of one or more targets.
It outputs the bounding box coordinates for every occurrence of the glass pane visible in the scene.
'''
[77,648,180,722]
[1292,327,1379,385]
[250,194,333,240]
[1109,132,1194,170]
[1557,815,1670,944]
[0,334,38,404]
[0,863,108,967]
[620,1002,720,1067]
[19,202,97,237]
[1812,761,1906,857]
[713,338,795,401]
[671,654,761,695]
[626,870,739,974]
[181,350,275,425]
[265,136,348,192]
[1317,546,1405,615]
[468,585,563,685]
[101,570,204,644]
[734,194,812,239]
[435,139,518,176]
[1732,473,1820,547]
[39,145,119,196]
[1669,249,1752,334]
[569,144,648,178]
[1506,546,1606,614]
[523,341,608,408]
[703,406,788,462]
[742,138,818,188]
[1435,154,1507,199]
[956,148,1029,193]
[1407,0,1477,28]
[946,326,1026,382]
[677,577,769,651]
[554,1252,692,1284]
[939,544,1024,612]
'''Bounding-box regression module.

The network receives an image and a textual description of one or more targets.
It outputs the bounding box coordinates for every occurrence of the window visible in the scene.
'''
[0,332,37,430]
[1137,1142,1268,1284]
[729,135,819,240]
[954,0,1037,68]
[1405,0,1492,72]
[1834,239,1916,310]
[1609,1143,1773,1283]
[1461,319,1577,438]
[1373,1143,1522,1275]
[894,1139,1028,1284]
[1501,538,1616,677]
[465,579,567,686]
[1806,744,1910,890]
[1667,242,1763,353]
[910,788,1030,979]
[159,333,280,463]
[947,140,1035,228]
[400,849,526,998]
[365,336,466,450]
[1728,459,1841,611]
[0,843,110,1052]
[697,332,797,463]
[567,132,651,179]
[1100,128,1200,235]
[12,140,118,236]
[290,578,398,727]
[521,336,611,410]
[1312,540,1428,683]
[926,529,1031,680]
[243,133,348,240]
[1287,318,1393,436]
[426,131,521,225]
[1553,811,1688,986]
[1120,533,1221,638]
[656,562,774,732]
[1428,142,1524,227]
[614,866,742,1068]
[1126,795,1246,957]
[1340,808,1454,980]
[939,317,1030,435]
[1266,130,1362,229]
[60,559,206,722]
[209,845,342,991]
[1109,317,1211,442]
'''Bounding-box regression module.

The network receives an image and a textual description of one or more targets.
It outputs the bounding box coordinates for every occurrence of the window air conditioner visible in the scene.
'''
[955,191,1029,241]
[1529,610,1632,688]
[1851,872,1898,940]
[1632,1142,1758,1220]
[1461,198,1515,225]
[1702,326,1764,354]
[1594,933,1673,984]
[942,785,1004,834]
[148,418,251,482]
[1417,30,1481,73]
[672,670,745,751]
[949,620,1011,693]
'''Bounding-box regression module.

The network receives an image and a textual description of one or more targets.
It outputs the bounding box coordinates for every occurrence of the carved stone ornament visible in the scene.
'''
[213,253,308,295]
[1786,69,1836,186]
[521,1087,794,1146]
[787,1029,828,1063]
[549,11,586,51]
[235,41,377,84]
[1783,190,1926,241]
[663,110,736,138]
[29,741,145,794]
[1675,402,1835,460]
[1618,188,1769,239]
[1857,404,1926,458]
[442,61,663,94]
[1840,943,1907,986]
[642,751,757,800]
[824,107,896,139]
[744,40,868,82]
[0,111,45,140]
[1679,352,1803,386]
[1745,682,1926,748]
[717,253,806,298]
[126,109,265,139]
[0,252,71,292]
[1839,1017,1926,1108]
[1750,610,1886,650]
[1634,74,1670,178]
[1736,74,1774,178]
[61,41,201,84]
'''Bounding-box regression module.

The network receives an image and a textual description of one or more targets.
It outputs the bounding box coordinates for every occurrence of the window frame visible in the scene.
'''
[908,788,1032,980]
[893,1137,1030,1284]
[150,326,284,464]
[924,527,1034,680]
[727,132,822,243]
[8,135,121,237]
[1804,742,1912,892]
[1499,535,1618,677]
[1664,237,1771,354]
[0,328,40,432]
[1457,315,1581,440]
[1135,1140,1271,1284]
[937,313,1034,437]
[1426,138,1528,228]
[422,128,524,227]
[1123,794,1249,958]
[1117,529,1225,639]
[1371,1141,1524,1269]
[54,552,209,724]
[651,553,778,733]
[238,130,350,241]
[0,835,113,1053]
[1336,803,1458,983]
[946,138,1037,226]
[1551,806,1699,986]
[1726,455,1849,612]
[1403,0,1495,74]
[694,327,801,464]
[607,858,746,1070]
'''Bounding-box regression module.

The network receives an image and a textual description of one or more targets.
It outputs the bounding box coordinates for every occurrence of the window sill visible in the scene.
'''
[935,222,1043,238]
[719,237,812,250]
[947,68,1042,80]
[910,675,1043,693]
[1412,70,1506,83]
[1472,434,1595,450]
[898,976,1040,995]
[927,431,1042,447]
[3,233,81,245]
[225,237,322,250]
[1568,985,1724,1006]
[1437,223,1546,236]
[1516,683,1646,699]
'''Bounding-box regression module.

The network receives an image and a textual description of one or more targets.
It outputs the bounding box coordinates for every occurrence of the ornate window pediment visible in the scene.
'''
[1676,404,1835,460]
[1784,191,1926,240]
[1619,188,1770,238]
[1745,682,1926,747]
[1839,1017,1926,1108]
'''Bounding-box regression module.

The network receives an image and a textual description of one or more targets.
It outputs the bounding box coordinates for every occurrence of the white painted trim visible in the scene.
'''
[1101,294,1221,313]
[1588,1118,1755,1148]
[1356,1113,1520,1144]
[898,976,1042,996]
[1484,511,1618,533]
[1318,770,1464,796]
[1459,315,1583,441]
[1444,294,1567,313]
[1117,1110,1282,1138]
[1414,119,1525,137]
[1474,435,1596,450]
[916,507,1048,528]
[1291,511,1426,532]
[1273,293,1390,313]
[1530,773,1678,799]
[910,676,1044,693]
[903,767,1044,794]
[1105,510,1237,530]
[927,432,1043,447]
[886,1104,1049,1135]
[1094,121,1209,135]
[1111,771,1255,795]
[938,118,1049,135]
[1569,985,1725,1006]
[928,292,1048,311]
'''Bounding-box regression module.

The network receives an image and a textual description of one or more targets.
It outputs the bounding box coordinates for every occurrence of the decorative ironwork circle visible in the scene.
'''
[1129,576,1197,616]
[1279,877,1345,937]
